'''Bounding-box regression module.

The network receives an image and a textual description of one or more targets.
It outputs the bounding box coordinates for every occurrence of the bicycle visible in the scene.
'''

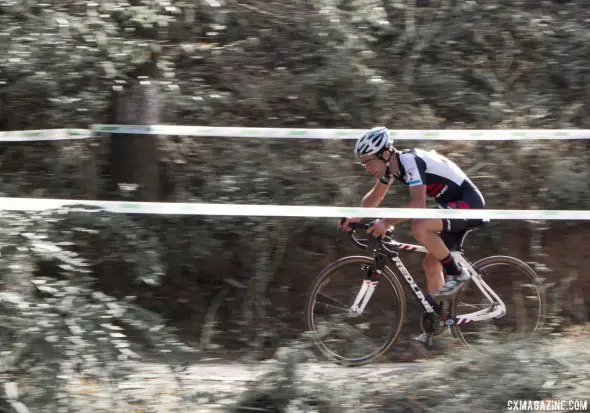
[304,219,547,366]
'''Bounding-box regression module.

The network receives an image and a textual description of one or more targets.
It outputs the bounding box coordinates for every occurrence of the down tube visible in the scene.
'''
[391,257,437,314]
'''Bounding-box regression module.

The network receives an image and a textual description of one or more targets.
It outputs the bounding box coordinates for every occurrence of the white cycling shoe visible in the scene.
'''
[412,327,450,344]
[432,267,470,300]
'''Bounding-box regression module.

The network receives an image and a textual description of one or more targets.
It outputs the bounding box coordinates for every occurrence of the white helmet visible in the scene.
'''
[353,126,393,157]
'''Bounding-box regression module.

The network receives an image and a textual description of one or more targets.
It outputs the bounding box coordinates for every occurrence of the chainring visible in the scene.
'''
[420,311,446,336]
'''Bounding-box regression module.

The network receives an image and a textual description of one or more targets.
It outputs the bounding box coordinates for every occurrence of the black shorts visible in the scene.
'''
[437,181,488,251]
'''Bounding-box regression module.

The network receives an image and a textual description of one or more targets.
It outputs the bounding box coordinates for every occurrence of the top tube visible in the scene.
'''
[339,219,423,253]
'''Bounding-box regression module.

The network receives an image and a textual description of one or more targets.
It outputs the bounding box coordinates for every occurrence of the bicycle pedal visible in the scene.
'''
[425,335,433,351]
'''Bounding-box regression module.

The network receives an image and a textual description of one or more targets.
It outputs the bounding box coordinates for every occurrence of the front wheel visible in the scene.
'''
[450,255,547,351]
[304,255,406,367]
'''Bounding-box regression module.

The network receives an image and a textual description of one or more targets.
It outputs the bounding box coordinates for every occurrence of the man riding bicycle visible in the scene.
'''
[339,126,487,342]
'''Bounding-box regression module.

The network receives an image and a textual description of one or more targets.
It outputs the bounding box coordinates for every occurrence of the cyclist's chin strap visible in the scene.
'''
[379,161,392,185]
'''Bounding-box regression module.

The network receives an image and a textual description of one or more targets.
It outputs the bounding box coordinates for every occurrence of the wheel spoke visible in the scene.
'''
[314,292,353,313]
[451,256,546,352]
[304,256,405,366]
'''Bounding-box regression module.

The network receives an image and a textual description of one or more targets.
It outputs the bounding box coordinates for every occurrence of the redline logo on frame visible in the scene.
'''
[507,400,588,411]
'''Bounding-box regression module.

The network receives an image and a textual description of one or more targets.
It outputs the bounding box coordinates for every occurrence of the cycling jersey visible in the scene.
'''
[392,148,488,250]
[392,148,479,206]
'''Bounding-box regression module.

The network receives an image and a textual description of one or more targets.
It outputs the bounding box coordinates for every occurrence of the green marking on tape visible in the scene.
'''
[117,203,141,210]
[493,210,509,215]
[445,209,463,215]
[339,208,367,215]
[23,132,44,137]
[288,130,308,136]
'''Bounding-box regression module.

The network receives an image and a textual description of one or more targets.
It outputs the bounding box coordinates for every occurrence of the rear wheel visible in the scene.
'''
[304,255,406,366]
[450,255,546,351]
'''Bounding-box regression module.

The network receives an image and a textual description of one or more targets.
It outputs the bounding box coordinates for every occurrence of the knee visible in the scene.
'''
[411,219,428,237]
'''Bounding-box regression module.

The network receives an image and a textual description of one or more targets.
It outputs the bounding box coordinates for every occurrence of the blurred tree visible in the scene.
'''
[108,50,162,202]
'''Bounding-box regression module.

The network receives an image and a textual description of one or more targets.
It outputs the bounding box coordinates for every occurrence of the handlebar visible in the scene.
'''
[337,218,397,251]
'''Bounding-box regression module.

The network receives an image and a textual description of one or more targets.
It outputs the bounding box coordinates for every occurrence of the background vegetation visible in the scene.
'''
[0,0,589,411]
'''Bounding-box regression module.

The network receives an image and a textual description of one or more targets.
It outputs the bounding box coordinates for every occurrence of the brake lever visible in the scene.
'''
[366,233,380,251]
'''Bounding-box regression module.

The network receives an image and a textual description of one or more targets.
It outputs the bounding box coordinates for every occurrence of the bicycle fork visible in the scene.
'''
[349,254,387,316]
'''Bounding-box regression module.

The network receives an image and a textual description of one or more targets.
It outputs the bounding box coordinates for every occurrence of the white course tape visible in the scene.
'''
[0,197,588,220]
[91,124,590,140]
[0,129,92,142]
[0,126,588,142]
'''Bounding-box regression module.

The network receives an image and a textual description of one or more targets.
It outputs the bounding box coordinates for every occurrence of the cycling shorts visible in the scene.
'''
[436,180,488,251]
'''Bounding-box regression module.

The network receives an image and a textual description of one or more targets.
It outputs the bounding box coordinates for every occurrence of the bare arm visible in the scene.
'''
[360,179,393,208]
[340,179,394,230]
[384,184,427,227]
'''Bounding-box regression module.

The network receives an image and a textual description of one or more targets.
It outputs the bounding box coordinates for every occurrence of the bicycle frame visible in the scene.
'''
[350,236,507,327]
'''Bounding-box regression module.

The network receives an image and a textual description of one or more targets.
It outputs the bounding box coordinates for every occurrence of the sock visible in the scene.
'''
[426,295,440,313]
[440,253,460,276]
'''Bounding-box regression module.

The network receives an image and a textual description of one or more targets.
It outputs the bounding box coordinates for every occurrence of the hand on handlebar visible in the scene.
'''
[367,219,393,239]
[337,218,396,250]
[338,217,362,232]
[338,218,394,239]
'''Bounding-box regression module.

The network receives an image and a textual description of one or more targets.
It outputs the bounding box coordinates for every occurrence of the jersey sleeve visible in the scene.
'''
[399,153,426,187]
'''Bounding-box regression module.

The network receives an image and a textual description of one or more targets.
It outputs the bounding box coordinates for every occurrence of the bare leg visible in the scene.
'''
[411,218,468,299]
[422,253,445,295]
[413,253,447,343]
[410,218,449,260]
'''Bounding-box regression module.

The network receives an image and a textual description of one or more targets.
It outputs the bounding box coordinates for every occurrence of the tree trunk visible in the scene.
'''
[585,73,590,152]
[107,57,161,202]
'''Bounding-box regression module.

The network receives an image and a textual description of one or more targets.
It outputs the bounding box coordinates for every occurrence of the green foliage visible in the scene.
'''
[0,0,588,410]
[0,207,196,411]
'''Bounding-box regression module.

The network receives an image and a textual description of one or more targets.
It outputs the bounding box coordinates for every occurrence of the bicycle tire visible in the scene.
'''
[449,255,547,351]
[304,255,406,367]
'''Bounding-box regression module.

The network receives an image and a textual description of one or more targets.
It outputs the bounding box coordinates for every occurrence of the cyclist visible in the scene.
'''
[339,126,488,342]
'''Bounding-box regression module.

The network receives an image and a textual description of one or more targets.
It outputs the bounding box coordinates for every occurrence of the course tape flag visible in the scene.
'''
[0,197,588,220]
[91,124,590,141]
[0,129,92,142]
